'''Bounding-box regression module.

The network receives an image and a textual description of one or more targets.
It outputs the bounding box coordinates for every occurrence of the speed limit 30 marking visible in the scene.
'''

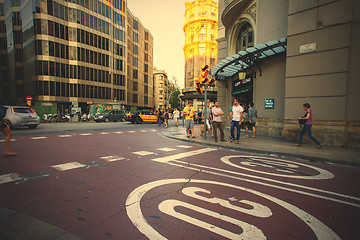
[126,179,340,240]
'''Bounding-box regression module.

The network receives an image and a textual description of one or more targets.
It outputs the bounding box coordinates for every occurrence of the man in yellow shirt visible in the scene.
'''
[183,101,196,138]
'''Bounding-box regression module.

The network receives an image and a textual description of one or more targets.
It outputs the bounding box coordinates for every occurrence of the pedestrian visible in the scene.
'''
[294,103,323,149]
[158,109,163,126]
[212,101,226,142]
[245,102,257,138]
[230,99,243,144]
[163,109,169,128]
[200,101,214,137]
[0,93,17,157]
[183,101,196,138]
[229,100,236,139]
[172,108,180,127]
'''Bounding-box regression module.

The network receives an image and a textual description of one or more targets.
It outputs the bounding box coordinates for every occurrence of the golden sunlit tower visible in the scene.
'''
[184,0,218,89]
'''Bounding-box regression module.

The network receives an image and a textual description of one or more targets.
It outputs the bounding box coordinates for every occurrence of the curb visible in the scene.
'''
[159,130,360,168]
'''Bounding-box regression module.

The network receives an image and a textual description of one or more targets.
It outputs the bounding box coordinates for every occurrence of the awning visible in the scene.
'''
[212,38,287,80]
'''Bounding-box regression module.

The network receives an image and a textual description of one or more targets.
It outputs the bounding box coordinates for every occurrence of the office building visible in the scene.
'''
[0,0,154,115]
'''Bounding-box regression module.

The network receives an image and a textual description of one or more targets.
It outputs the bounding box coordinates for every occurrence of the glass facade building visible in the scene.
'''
[0,0,153,113]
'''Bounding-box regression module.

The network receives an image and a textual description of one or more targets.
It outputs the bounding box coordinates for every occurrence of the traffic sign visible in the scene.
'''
[26,96,32,101]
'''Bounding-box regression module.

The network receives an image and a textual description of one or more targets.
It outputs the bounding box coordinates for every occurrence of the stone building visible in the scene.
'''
[214,0,360,147]
[0,0,153,114]
[182,0,218,111]
[153,68,167,110]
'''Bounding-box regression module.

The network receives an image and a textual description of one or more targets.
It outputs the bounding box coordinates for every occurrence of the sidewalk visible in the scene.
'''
[161,124,360,167]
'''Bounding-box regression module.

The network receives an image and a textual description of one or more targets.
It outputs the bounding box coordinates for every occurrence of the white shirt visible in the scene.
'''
[232,105,243,121]
[173,110,180,118]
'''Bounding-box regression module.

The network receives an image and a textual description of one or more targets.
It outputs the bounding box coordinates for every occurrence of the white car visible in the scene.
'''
[4,106,40,129]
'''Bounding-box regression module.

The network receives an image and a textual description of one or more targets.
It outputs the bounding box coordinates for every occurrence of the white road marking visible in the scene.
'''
[126,179,340,240]
[151,148,216,163]
[228,197,238,202]
[0,173,21,185]
[51,162,84,171]
[157,148,176,152]
[133,151,155,156]
[150,130,157,132]
[140,130,148,132]
[168,160,360,208]
[128,131,136,133]
[58,135,72,138]
[31,137,47,140]
[159,199,266,239]
[221,155,334,180]
[100,155,125,162]
[80,133,92,136]
[100,132,110,135]
[0,139,16,142]
[176,145,193,149]
[114,131,123,134]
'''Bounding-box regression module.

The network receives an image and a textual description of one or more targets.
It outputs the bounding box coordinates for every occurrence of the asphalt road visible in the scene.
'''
[1,123,359,239]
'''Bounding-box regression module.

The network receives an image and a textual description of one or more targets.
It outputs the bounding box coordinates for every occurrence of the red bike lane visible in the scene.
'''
[0,129,359,239]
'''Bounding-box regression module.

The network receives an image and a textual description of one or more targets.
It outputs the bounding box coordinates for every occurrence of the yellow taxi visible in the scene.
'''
[129,110,158,124]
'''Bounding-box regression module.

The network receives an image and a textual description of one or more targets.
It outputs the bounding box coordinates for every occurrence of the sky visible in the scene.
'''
[127,0,186,88]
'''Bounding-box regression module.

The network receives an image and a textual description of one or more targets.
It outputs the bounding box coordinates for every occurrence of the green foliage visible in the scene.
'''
[32,102,57,122]
[130,106,137,113]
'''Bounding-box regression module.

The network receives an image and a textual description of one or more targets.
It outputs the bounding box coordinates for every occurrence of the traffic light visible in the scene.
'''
[195,65,216,94]
[194,77,203,94]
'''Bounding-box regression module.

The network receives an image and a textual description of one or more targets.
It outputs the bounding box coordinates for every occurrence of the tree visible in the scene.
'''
[168,77,180,109]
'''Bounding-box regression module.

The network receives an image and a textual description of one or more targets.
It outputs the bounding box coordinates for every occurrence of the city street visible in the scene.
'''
[0,123,360,239]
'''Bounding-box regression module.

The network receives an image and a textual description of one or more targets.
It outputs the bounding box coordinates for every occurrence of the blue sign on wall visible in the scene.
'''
[265,98,274,109]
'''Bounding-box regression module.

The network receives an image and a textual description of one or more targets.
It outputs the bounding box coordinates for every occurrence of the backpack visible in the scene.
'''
[0,105,7,118]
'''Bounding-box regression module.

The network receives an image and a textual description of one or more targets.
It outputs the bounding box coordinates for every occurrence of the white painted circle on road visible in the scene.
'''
[221,155,334,180]
[126,179,340,240]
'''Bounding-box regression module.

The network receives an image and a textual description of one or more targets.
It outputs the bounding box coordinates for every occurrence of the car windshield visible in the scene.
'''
[13,108,32,113]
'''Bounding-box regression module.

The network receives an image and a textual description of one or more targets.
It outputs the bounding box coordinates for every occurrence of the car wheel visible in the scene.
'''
[104,118,110,123]
[28,124,38,129]
[136,117,142,124]
[121,117,125,122]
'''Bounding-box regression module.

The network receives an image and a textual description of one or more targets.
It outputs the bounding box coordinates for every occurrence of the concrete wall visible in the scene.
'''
[257,0,289,44]
[283,0,360,147]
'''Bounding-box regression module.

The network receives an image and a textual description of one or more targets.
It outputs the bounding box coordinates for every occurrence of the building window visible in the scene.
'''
[133,82,138,91]
[236,22,254,52]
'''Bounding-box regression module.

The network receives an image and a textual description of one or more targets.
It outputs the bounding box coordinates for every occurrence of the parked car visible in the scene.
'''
[128,110,158,124]
[4,106,40,129]
[94,110,126,122]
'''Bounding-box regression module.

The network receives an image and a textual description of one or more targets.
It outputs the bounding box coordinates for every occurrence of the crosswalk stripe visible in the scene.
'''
[31,137,47,140]
[114,131,123,134]
[80,133,92,136]
[0,173,21,185]
[99,156,125,162]
[100,132,110,135]
[0,139,16,143]
[51,162,84,171]
[176,145,193,149]
[58,135,72,138]
[157,148,176,152]
[133,151,155,156]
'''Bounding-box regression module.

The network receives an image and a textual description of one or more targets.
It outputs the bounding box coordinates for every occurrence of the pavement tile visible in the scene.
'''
[0,208,82,240]
[161,125,360,167]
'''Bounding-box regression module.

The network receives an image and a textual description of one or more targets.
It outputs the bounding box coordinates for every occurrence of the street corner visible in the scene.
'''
[125,179,341,240]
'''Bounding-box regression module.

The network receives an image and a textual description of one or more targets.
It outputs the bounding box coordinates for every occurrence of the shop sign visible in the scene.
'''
[299,42,316,54]
[234,78,251,87]
[265,98,274,109]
